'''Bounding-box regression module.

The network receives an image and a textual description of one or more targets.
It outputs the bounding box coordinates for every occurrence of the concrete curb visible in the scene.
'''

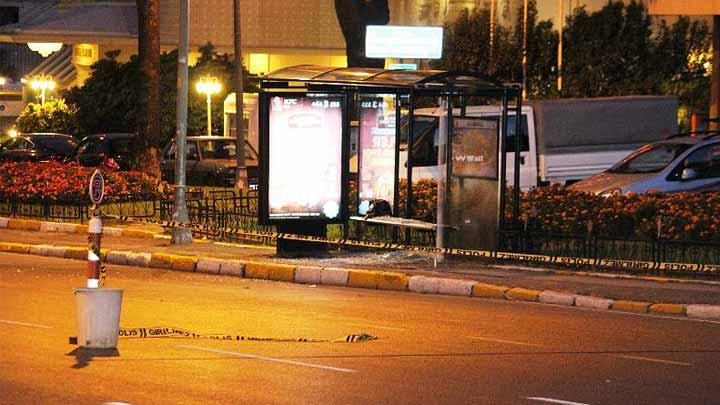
[539,291,576,306]
[576,295,614,310]
[2,220,719,320]
[686,304,720,319]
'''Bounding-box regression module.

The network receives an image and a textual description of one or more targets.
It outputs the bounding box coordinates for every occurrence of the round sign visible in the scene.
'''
[89,169,105,204]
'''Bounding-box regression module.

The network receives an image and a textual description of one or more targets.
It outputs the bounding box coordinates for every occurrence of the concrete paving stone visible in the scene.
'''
[56,223,78,233]
[612,300,651,313]
[294,266,322,284]
[149,252,175,269]
[39,222,60,233]
[219,260,244,277]
[64,247,87,260]
[102,227,124,237]
[126,252,151,267]
[267,264,296,282]
[472,283,509,299]
[649,303,686,316]
[75,225,89,234]
[196,258,222,274]
[506,287,542,302]
[29,244,50,256]
[408,276,441,294]
[0,242,31,254]
[122,229,157,238]
[45,246,67,258]
[348,270,380,289]
[686,304,720,319]
[438,278,475,296]
[0,217,8,228]
[377,272,410,291]
[105,251,129,265]
[171,255,198,272]
[539,290,577,306]
[244,261,271,279]
[8,219,40,231]
[575,295,614,310]
[320,267,349,286]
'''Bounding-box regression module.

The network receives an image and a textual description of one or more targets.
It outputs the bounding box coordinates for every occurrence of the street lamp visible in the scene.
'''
[0,76,6,86]
[195,76,221,136]
[30,74,56,106]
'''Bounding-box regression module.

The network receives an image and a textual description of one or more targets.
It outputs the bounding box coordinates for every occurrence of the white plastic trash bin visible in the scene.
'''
[74,288,123,349]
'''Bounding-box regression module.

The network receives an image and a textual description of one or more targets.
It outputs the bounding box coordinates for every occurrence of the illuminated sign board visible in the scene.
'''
[265,93,345,222]
[358,94,396,214]
[366,25,443,59]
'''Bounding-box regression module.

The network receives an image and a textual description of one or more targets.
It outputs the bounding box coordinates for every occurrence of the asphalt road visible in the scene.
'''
[1,252,719,405]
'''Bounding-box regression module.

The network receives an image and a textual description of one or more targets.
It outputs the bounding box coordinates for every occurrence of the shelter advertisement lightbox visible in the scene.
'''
[358,94,396,215]
[263,93,346,222]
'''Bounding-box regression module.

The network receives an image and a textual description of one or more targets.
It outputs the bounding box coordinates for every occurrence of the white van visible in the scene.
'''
[405,96,678,190]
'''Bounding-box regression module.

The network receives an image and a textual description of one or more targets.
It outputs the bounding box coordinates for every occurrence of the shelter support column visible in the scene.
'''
[712,15,720,129]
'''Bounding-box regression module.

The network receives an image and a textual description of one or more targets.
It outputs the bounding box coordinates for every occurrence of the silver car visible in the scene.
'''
[569,133,720,196]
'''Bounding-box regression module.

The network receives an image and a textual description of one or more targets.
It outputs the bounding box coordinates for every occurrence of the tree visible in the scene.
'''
[134,0,161,177]
[434,1,556,99]
[63,45,256,147]
[15,100,79,135]
[334,0,389,68]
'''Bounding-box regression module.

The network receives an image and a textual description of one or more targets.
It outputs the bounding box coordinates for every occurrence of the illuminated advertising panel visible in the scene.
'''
[266,94,344,221]
[366,25,443,59]
[358,94,396,215]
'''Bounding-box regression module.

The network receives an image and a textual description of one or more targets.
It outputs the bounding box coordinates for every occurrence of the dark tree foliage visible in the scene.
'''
[436,0,710,114]
[334,0,389,68]
[63,45,255,147]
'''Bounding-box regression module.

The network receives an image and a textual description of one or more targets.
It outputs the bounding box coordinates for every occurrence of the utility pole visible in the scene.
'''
[521,0,528,100]
[557,0,563,92]
[234,0,248,189]
[172,0,192,244]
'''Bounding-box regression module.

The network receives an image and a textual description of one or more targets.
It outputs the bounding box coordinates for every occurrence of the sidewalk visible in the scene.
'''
[1,217,719,319]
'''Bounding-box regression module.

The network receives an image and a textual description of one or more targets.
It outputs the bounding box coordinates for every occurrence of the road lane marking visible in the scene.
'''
[470,336,543,347]
[0,319,52,329]
[177,345,357,373]
[526,397,591,405]
[613,354,692,366]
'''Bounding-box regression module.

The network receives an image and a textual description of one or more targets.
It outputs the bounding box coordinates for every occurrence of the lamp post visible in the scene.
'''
[195,77,221,136]
[30,74,56,106]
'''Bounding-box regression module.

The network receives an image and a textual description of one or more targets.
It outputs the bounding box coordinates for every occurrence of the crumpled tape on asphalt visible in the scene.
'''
[113,326,376,343]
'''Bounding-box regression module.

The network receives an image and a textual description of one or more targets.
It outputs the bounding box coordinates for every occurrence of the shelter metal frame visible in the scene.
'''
[257,65,523,243]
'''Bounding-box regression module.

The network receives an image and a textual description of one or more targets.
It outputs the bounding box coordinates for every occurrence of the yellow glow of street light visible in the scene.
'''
[28,74,56,106]
[0,77,6,86]
[196,77,222,136]
[195,78,222,95]
[7,128,18,138]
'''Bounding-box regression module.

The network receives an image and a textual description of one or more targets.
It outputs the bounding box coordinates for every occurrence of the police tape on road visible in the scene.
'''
[103,215,720,274]
[116,326,376,343]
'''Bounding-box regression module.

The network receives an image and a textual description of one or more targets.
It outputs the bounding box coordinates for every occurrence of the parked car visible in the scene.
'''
[161,136,258,187]
[73,133,135,170]
[0,133,77,162]
[569,132,720,195]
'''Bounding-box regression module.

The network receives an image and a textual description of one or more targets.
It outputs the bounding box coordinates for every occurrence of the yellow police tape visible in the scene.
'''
[105,215,720,274]
[117,326,376,343]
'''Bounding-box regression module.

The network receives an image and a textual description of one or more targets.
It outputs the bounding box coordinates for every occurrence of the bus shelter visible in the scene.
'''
[256,65,522,253]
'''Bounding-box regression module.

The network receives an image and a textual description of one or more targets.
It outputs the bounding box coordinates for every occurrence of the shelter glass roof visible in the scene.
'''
[261,65,506,90]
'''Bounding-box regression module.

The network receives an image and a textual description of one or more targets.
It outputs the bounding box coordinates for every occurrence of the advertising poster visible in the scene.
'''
[358,94,396,215]
[268,94,343,221]
[451,118,498,179]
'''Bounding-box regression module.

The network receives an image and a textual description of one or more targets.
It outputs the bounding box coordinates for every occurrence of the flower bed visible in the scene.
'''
[0,161,158,203]
[513,185,720,241]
